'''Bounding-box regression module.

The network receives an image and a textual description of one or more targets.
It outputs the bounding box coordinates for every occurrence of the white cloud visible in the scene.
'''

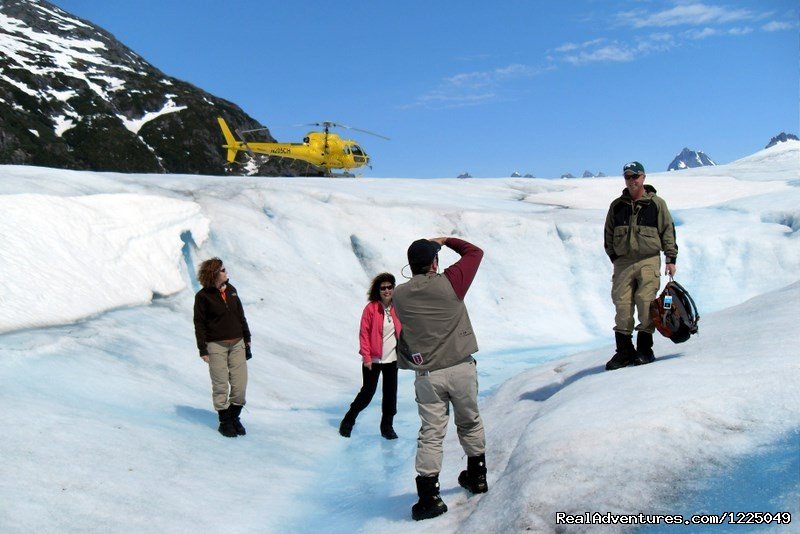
[444,64,541,89]
[402,90,497,110]
[727,26,753,35]
[405,64,546,109]
[685,25,755,38]
[622,2,755,28]
[649,32,675,42]
[684,27,718,39]
[563,44,635,64]
[554,38,606,53]
[762,20,797,32]
[556,35,675,65]
[444,72,493,90]
[550,3,778,70]
[495,64,538,77]
[555,42,579,53]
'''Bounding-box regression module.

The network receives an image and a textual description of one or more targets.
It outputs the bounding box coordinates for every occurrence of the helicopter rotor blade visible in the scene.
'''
[343,126,390,140]
[238,126,271,135]
[301,121,389,140]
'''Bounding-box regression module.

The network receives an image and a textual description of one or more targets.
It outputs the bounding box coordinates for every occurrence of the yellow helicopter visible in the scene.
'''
[217,117,388,176]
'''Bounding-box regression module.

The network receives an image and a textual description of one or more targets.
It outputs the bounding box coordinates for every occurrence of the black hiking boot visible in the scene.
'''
[606,332,636,371]
[458,454,488,494]
[339,411,356,438]
[229,404,246,435]
[380,414,398,440]
[217,407,237,438]
[412,475,448,521]
[633,331,656,365]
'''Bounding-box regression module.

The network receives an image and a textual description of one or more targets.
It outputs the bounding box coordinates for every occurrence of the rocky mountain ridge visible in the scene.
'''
[766,132,799,149]
[667,147,716,172]
[0,0,303,175]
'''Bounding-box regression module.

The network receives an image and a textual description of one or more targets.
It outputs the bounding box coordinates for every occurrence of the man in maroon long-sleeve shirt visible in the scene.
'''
[393,237,488,521]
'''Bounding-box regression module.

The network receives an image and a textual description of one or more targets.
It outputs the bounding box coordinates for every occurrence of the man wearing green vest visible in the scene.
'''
[604,161,678,370]
[393,236,487,521]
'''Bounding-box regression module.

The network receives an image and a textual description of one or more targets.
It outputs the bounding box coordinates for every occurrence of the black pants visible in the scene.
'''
[348,361,397,417]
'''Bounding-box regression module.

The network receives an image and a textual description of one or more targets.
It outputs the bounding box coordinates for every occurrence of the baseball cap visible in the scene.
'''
[623,161,645,175]
[407,239,442,269]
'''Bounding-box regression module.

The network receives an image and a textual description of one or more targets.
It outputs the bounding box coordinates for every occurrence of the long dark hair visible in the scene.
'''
[367,272,396,302]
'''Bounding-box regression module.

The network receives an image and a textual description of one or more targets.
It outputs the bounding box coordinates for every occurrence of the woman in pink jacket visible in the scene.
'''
[339,272,402,440]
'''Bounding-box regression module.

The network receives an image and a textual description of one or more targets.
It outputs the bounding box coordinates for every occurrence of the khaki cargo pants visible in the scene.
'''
[611,255,661,335]
[414,358,485,477]
[207,339,247,411]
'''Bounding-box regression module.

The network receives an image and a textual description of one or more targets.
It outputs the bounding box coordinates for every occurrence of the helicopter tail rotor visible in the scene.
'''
[217,117,260,162]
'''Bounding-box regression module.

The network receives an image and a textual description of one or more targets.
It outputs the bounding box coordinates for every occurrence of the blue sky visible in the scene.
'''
[50,0,798,178]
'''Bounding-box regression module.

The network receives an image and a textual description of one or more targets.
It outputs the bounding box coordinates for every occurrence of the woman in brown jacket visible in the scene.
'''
[194,257,251,438]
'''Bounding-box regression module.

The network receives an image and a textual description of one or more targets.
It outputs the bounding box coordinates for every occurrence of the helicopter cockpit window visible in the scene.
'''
[343,146,351,155]
[351,145,364,156]
[303,136,310,143]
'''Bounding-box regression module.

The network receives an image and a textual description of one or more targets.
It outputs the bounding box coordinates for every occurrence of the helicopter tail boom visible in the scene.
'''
[217,117,240,162]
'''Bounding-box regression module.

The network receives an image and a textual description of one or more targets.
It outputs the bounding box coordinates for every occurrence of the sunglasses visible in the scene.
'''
[380,285,394,291]
[624,173,641,180]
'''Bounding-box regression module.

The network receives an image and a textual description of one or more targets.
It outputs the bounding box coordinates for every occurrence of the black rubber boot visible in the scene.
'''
[339,411,356,438]
[380,414,398,440]
[458,454,488,494]
[229,404,246,435]
[217,408,237,438]
[606,332,636,371]
[411,475,448,521]
[633,331,656,365]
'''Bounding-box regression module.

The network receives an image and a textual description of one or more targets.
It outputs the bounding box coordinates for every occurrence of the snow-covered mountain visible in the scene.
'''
[1,141,798,532]
[667,147,716,171]
[766,132,799,149]
[0,0,301,175]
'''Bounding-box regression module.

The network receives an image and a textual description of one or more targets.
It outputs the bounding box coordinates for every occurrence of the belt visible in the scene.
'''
[415,355,475,376]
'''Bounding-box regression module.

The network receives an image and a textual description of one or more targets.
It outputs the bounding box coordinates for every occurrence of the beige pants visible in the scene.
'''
[413,359,485,476]
[611,255,661,334]
[207,339,247,411]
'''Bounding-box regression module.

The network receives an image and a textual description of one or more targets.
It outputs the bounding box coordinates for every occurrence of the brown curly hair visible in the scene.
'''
[367,272,396,302]
[197,257,224,289]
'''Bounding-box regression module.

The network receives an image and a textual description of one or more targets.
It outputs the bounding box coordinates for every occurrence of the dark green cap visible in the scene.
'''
[623,161,645,175]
